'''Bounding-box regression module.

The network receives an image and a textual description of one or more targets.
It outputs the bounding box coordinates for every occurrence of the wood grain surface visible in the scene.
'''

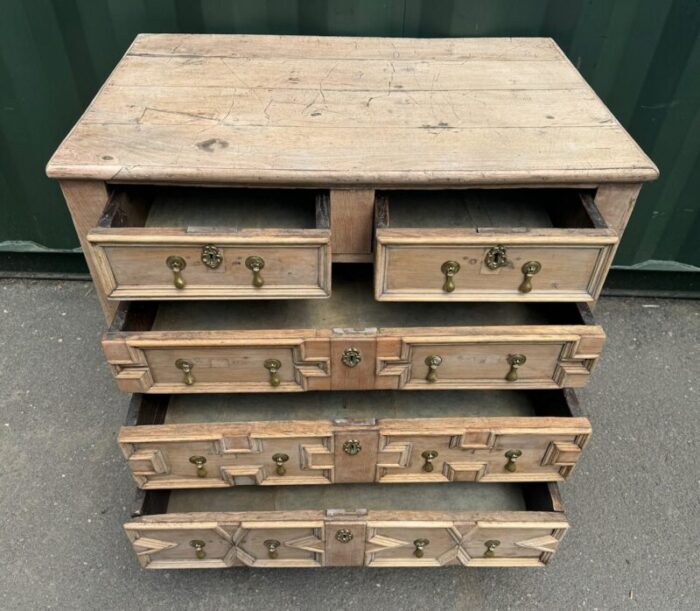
[46,34,657,185]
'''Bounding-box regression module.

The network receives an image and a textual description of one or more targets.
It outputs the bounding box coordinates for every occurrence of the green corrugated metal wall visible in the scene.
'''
[1,0,698,270]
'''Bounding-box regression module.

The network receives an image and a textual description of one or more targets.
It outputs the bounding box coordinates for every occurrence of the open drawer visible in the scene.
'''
[120,389,590,489]
[87,186,331,300]
[103,266,604,393]
[375,188,617,302]
[126,482,567,568]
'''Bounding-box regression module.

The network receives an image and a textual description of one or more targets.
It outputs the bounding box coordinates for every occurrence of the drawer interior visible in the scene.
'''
[129,389,580,425]
[377,188,603,229]
[103,185,326,230]
[137,482,561,515]
[116,265,592,332]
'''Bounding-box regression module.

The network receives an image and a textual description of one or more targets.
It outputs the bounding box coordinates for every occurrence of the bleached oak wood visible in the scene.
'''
[119,390,590,488]
[46,35,657,186]
[125,482,566,568]
[594,183,642,234]
[330,190,375,256]
[59,180,116,322]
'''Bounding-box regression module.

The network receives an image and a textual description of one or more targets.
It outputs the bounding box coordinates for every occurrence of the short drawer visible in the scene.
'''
[87,186,331,300]
[120,389,590,489]
[126,482,567,568]
[375,189,617,302]
[103,267,604,393]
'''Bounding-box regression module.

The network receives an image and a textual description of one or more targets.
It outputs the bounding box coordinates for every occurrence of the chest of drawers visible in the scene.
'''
[47,34,656,570]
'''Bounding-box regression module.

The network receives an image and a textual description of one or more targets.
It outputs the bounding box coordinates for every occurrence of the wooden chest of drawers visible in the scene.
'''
[47,34,657,570]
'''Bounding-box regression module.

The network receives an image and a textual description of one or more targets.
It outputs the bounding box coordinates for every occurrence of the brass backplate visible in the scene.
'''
[341,347,362,368]
[485,245,508,270]
[335,529,354,543]
[343,439,362,455]
[201,245,223,269]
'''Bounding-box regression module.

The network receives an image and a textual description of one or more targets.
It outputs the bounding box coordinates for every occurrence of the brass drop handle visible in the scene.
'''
[245,255,265,288]
[484,540,500,558]
[166,255,187,289]
[272,453,289,476]
[175,359,195,385]
[421,450,439,472]
[506,354,526,382]
[264,539,280,559]
[441,261,460,293]
[190,540,206,560]
[413,538,430,558]
[264,359,282,387]
[504,449,522,472]
[425,355,442,383]
[519,261,542,293]
[189,455,207,478]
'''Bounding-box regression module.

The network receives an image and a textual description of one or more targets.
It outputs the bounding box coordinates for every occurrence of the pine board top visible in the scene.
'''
[46,34,658,186]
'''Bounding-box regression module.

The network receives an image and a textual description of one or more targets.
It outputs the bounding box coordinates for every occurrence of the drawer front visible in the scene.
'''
[120,402,590,488]
[126,521,324,568]
[103,338,331,393]
[126,485,567,569]
[90,240,331,300]
[375,242,615,302]
[377,333,604,390]
[105,334,602,392]
[377,431,588,483]
[104,317,602,393]
[365,521,566,567]
[123,435,335,488]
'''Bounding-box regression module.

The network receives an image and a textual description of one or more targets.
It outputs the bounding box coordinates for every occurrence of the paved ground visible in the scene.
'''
[0,279,697,610]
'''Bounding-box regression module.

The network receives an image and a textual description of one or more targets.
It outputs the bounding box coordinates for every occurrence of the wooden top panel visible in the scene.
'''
[46,34,658,185]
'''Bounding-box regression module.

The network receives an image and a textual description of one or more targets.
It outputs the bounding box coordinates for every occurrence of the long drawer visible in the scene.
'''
[375,188,617,302]
[126,482,567,568]
[120,390,589,488]
[87,186,331,300]
[103,266,604,393]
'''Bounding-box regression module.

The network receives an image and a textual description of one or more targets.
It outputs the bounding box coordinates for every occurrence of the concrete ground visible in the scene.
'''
[0,279,697,611]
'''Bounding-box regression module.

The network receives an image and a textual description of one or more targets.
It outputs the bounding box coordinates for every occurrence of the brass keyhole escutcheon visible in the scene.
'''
[505,354,526,382]
[245,255,265,288]
[341,347,362,368]
[425,355,442,383]
[189,455,207,478]
[190,540,206,560]
[413,538,430,558]
[484,540,500,558]
[421,450,439,472]
[264,539,281,559]
[201,245,223,269]
[272,453,289,476]
[343,439,362,455]
[440,260,460,293]
[485,245,508,270]
[519,260,542,293]
[335,529,354,544]
[166,255,187,289]
[504,449,522,472]
[175,359,195,385]
[264,359,282,387]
